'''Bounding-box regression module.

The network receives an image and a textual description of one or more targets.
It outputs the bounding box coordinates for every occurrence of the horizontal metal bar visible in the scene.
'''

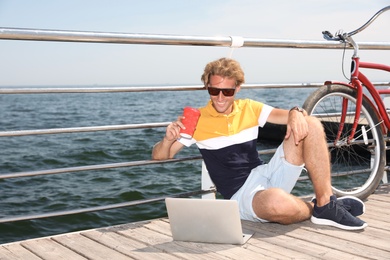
[0,156,202,179]
[0,147,277,179]
[0,27,232,46]
[243,37,390,50]
[0,85,205,94]
[1,82,389,95]
[0,189,216,223]
[0,122,170,137]
[1,27,390,50]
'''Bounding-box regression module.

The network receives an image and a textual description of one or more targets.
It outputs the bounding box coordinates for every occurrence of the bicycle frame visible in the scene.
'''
[322,5,390,144]
[328,58,390,144]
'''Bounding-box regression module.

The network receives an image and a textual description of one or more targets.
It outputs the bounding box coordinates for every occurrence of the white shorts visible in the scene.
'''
[230,144,305,222]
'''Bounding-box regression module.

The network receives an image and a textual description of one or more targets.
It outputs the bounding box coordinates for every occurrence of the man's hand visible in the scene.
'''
[285,110,309,145]
[165,116,185,141]
[152,115,186,160]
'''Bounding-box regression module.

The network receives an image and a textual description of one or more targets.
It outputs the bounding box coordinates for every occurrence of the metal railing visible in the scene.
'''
[1,28,389,224]
[1,27,390,50]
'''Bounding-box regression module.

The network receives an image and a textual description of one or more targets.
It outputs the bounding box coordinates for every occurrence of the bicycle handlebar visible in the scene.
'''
[323,5,390,42]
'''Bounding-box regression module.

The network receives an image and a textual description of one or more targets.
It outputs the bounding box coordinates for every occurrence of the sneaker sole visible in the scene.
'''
[311,216,368,230]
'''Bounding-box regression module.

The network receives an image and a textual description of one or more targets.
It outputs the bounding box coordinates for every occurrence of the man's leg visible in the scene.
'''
[252,188,312,224]
[251,132,315,224]
[252,116,366,228]
[283,116,333,207]
[282,116,367,230]
[252,116,328,224]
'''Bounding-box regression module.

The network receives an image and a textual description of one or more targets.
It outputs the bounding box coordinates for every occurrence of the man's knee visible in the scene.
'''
[307,116,325,136]
[252,188,301,223]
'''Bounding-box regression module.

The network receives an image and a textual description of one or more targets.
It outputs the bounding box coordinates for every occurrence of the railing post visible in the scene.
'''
[201,161,216,199]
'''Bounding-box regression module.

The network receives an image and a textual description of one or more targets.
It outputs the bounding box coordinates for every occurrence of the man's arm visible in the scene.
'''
[267,107,309,145]
[152,118,185,160]
[152,138,184,160]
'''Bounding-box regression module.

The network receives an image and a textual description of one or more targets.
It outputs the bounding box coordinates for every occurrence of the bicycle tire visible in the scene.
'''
[303,84,385,200]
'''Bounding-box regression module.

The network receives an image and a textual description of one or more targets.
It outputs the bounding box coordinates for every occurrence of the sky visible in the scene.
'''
[0,0,389,86]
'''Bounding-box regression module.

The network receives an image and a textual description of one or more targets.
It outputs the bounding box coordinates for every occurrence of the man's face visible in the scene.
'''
[208,75,240,115]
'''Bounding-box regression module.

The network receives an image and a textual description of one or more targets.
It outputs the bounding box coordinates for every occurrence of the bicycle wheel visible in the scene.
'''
[303,84,385,200]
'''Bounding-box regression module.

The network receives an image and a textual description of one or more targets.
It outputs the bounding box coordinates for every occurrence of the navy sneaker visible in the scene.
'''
[311,195,368,230]
[311,195,365,217]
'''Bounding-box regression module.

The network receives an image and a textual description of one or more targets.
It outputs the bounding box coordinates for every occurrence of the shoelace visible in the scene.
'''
[328,199,349,218]
[336,199,352,212]
[313,197,351,215]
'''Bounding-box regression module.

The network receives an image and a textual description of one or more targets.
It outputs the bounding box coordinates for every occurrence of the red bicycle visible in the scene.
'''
[303,6,390,199]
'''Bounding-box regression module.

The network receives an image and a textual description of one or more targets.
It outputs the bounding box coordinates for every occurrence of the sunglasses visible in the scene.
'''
[207,86,236,97]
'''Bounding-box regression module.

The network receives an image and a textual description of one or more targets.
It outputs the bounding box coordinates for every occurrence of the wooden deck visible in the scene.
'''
[1,186,389,259]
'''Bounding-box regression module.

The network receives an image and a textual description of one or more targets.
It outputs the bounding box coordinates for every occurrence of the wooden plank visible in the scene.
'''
[82,228,180,260]
[289,222,390,258]
[177,240,274,260]
[362,210,390,223]
[154,219,294,259]
[243,221,368,260]
[0,243,42,260]
[21,238,87,260]
[245,239,311,259]
[145,219,289,259]
[360,213,390,232]
[117,222,282,260]
[366,194,390,205]
[369,195,390,203]
[365,202,390,214]
[117,224,232,260]
[301,224,390,253]
[361,217,390,232]
[143,219,172,236]
[365,201,390,213]
[363,210,390,221]
[52,233,130,260]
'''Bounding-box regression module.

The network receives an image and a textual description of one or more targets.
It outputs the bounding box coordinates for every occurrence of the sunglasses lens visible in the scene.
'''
[222,89,235,96]
[208,88,220,96]
[208,87,235,96]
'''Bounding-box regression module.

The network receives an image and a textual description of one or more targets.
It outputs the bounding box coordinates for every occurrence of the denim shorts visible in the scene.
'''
[230,144,305,222]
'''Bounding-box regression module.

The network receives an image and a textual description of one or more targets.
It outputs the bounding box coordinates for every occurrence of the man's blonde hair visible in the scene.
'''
[201,58,245,87]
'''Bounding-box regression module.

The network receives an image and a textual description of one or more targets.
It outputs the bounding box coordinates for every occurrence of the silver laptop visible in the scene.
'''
[165,197,254,244]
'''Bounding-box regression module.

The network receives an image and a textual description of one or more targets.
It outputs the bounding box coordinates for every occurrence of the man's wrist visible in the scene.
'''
[289,106,307,116]
[163,136,176,143]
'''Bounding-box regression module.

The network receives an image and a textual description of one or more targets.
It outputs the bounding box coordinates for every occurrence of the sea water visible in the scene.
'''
[0,86,314,244]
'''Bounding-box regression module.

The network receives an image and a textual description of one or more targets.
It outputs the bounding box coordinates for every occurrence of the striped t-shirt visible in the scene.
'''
[179,99,274,199]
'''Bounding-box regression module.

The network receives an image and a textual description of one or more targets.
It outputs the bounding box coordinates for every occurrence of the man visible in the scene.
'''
[152,57,366,230]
